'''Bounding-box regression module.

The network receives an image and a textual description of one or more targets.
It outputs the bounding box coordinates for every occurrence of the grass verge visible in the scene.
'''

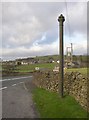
[33,88,87,118]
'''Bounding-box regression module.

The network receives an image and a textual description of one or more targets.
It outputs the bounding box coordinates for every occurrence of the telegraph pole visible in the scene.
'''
[58,14,65,97]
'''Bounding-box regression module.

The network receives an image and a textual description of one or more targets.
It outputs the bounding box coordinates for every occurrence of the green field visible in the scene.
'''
[16,63,87,76]
[0,65,2,71]
[2,62,88,77]
[66,68,87,76]
[16,63,56,72]
[33,88,87,118]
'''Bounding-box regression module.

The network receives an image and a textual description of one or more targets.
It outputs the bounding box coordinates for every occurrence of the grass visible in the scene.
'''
[66,68,87,76]
[33,88,87,118]
[16,62,87,74]
[17,63,87,77]
[0,65,2,71]
[16,63,56,72]
[2,62,88,77]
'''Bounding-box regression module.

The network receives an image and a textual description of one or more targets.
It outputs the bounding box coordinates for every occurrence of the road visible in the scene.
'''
[0,75,39,118]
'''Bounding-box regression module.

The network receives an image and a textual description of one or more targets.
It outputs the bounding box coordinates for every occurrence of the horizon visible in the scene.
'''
[1,53,88,62]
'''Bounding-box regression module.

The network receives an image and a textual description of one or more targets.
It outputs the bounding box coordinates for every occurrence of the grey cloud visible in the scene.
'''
[2,42,58,60]
[1,2,87,59]
[64,2,87,37]
[2,2,65,48]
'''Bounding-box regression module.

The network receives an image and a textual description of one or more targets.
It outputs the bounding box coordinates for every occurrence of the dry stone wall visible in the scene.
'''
[33,71,88,111]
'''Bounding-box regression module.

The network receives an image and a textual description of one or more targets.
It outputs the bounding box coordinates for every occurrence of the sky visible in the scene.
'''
[0,1,87,60]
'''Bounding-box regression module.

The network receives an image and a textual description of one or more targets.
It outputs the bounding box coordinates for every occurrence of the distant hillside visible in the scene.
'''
[35,54,88,62]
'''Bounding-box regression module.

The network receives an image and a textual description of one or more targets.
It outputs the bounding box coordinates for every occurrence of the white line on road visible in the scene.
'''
[23,83,28,91]
[16,82,24,86]
[0,87,7,90]
[12,84,16,86]
[19,82,24,84]
[0,76,33,82]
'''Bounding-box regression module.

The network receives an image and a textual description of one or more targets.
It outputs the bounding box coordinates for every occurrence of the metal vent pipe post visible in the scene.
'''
[58,14,65,97]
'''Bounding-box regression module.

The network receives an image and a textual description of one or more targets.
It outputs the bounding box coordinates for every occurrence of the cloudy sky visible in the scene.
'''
[0,1,87,60]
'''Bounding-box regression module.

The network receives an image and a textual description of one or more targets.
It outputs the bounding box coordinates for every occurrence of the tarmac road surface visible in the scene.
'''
[0,76,39,118]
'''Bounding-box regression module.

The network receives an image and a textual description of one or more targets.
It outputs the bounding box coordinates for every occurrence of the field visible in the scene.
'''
[66,68,87,76]
[33,88,87,118]
[0,65,2,71]
[2,62,88,78]
[16,63,87,76]
[16,63,56,72]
